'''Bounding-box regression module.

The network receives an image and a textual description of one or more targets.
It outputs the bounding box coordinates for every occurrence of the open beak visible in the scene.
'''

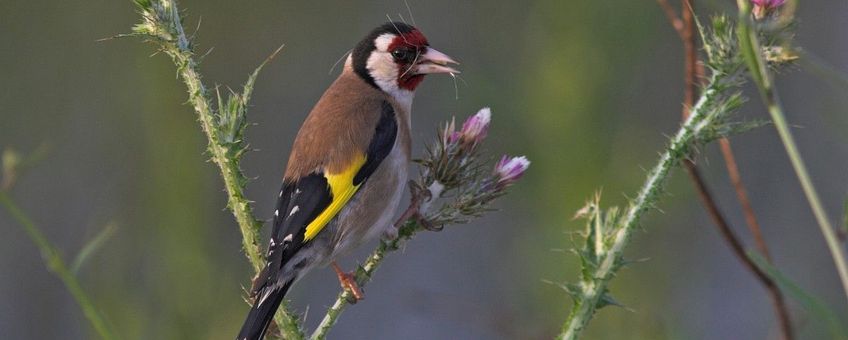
[414,47,459,75]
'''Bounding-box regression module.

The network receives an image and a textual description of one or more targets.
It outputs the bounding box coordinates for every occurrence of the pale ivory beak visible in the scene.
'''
[415,47,460,74]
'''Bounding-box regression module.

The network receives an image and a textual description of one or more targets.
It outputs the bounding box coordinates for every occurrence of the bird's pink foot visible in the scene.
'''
[332,262,364,303]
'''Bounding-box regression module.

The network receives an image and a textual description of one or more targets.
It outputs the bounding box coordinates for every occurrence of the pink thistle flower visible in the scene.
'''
[751,0,785,19]
[461,107,491,142]
[457,107,491,146]
[751,0,785,7]
[494,155,530,187]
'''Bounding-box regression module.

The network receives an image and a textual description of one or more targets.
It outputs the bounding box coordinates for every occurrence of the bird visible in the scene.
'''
[237,22,458,340]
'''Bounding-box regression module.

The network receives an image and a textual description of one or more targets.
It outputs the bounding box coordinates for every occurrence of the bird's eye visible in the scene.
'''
[391,48,413,62]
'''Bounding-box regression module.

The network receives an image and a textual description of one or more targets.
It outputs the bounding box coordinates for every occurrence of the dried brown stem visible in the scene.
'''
[684,163,754,275]
[719,138,773,260]
[674,1,793,338]
[684,162,793,340]
[657,0,685,38]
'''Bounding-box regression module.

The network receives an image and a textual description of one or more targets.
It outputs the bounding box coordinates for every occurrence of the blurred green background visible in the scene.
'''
[2,1,847,339]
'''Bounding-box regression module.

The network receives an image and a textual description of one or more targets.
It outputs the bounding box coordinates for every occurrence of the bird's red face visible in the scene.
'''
[352,22,458,95]
[386,29,458,91]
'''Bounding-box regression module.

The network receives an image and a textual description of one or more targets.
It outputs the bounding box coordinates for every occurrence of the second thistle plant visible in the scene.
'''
[557,16,753,340]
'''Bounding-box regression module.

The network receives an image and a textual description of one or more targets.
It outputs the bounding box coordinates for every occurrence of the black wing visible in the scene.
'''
[240,174,331,340]
[354,101,398,185]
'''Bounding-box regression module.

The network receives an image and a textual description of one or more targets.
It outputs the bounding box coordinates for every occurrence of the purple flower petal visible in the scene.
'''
[494,155,530,185]
[459,107,491,144]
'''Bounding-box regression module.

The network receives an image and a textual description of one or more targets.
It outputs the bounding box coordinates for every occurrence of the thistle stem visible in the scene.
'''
[735,1,848,304]
[558,84,723,339]
[675,1,792,337]
[310,181,444,340]
[311,238,397,340]
[131,1,303,338]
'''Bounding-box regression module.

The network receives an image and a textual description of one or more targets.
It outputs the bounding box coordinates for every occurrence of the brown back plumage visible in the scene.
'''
[284,66,409,180]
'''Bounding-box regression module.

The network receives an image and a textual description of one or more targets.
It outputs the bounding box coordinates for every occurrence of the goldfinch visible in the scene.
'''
[237,22,458,340]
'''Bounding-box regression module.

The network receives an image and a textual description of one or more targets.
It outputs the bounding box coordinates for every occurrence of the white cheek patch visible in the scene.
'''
[367,33,415,106]
[374,33,395,52]
[367,50,399,93]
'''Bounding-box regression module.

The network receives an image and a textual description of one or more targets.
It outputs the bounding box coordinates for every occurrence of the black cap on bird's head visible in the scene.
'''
[350,22,458,93]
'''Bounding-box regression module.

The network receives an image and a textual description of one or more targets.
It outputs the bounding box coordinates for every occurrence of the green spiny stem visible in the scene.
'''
[309,221,422,340]
[132,1,303,338]
[558,85,721,339]
[736,1,848,303]
[310,181,446,340]
[0,191,117,340]
[143,0,264,275]
[310,237,400,340]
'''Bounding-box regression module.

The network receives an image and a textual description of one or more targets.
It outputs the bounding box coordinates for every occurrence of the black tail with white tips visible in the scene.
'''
[236,282,293,340]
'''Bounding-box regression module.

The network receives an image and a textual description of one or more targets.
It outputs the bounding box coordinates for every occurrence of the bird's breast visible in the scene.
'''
[328,141,409,260]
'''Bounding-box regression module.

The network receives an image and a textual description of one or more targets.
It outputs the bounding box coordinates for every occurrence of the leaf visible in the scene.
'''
[2,143,50,190]
[71,222,117,274]
[243,44,284,103]
[543,279,583,302]
[748,252,848,339]
[596,289,629,310]
[2,148,21,190]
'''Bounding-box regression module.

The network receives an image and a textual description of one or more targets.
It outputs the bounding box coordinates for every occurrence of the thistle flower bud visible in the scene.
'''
[442,118,458,145]
[751,0,785,19]
[494,155,530,187]
[449,107,491,147]
[418,113,529,226]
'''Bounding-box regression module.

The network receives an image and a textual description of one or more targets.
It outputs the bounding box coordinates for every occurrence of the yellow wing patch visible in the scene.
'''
[303,153,367,241]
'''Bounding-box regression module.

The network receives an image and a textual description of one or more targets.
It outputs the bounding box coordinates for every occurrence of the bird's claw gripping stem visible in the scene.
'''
[332,262,364,303]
